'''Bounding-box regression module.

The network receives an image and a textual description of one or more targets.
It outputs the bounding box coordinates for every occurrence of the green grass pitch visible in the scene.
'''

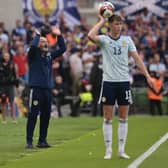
[0,116,168,168]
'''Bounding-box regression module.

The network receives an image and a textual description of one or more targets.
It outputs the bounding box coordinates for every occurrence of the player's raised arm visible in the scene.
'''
[88,15,105,44]
[130,51,154,88]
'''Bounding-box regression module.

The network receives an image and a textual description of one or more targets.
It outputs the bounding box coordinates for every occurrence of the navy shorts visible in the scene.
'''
[99,81,132,105]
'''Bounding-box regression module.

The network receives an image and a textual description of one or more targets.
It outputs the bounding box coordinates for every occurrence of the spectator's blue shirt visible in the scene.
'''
[12,26,26,36]
[28,34,66,89]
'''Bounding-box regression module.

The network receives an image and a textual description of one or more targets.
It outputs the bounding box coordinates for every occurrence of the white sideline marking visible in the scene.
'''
[128,132,168,168]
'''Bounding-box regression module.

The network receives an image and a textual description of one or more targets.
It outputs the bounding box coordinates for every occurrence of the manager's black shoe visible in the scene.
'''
[25,143,34,149]
[36,142,51,148]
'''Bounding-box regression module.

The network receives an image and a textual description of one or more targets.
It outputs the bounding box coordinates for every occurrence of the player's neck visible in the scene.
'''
[109,32,120,40]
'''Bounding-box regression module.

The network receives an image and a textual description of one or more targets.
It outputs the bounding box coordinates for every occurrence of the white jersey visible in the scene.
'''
[98,35,137,82]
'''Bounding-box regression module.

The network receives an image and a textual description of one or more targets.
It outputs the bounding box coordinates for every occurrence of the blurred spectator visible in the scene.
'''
[69,48,83,96]
[82,42,96,79]
[0,52,18,123]
[20,84,30,117]
[12,19,26,41]
[0,22,9,35]
[0,26,9,44]
[52,60,61,77]
[157,30,168,57]
[59,12,71,33]
[147,71,163,115]
[1,42,11,55]
[10,40,24,56]
[13,45,28,84]
[90,56,103,116]
[161,12,168,27]
[40,15,52,36]
[0,40,2,58]
[141,7,152,24]
[149,52,166,78]
[73,25,84,39]
[163,53,168,81]
[61,45,72,94]
[78,82,93,114]
[132,51,147,86]
[52,75,77,117]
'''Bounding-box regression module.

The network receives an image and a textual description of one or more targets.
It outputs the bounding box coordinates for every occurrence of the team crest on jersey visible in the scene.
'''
[102,97,106,103]
[122,41,127,46]
[33,100,38,106]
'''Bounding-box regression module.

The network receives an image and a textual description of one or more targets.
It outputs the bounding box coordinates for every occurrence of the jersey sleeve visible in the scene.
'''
[98,35,106,46]
[128,37,137,52]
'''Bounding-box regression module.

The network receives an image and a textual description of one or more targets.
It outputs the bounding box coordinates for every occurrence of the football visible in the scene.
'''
[99,1,115,18]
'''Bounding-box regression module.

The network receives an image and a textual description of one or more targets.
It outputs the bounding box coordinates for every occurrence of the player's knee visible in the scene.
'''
[119,111,128,119]
[103,118,112,124]
[119,118,128,123]
[104,117,112,121]
[104,113,112,120]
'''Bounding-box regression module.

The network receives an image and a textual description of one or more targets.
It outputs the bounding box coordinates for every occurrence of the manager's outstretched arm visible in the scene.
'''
[88,15,105,44]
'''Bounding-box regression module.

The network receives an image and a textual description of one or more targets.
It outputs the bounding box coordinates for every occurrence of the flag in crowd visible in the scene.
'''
[23,0,168,28]
[107,0,168,17]
[22,0,81,29]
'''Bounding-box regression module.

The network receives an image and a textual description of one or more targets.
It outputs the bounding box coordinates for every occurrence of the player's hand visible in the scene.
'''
[146,75,154,89]
[98,14,105,24]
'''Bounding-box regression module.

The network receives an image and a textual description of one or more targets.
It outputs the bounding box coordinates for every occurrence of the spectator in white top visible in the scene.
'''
[163,53,168,81]
[161,12,168,27]
[0,27,9,44]
[149,52,166,77]
[141,7,152,24]
[82,43,96,78]
[12,19,26,41]
[69,48,83,95]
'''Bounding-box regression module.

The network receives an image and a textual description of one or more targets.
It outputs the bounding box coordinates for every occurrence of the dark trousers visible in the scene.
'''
[26,88,52,144]
[149,99,163,115]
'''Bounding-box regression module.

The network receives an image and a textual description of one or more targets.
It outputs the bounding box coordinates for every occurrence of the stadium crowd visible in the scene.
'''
[0,8,168,122]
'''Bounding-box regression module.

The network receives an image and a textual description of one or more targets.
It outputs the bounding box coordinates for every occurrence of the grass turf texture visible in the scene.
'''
[0,116,168,168]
